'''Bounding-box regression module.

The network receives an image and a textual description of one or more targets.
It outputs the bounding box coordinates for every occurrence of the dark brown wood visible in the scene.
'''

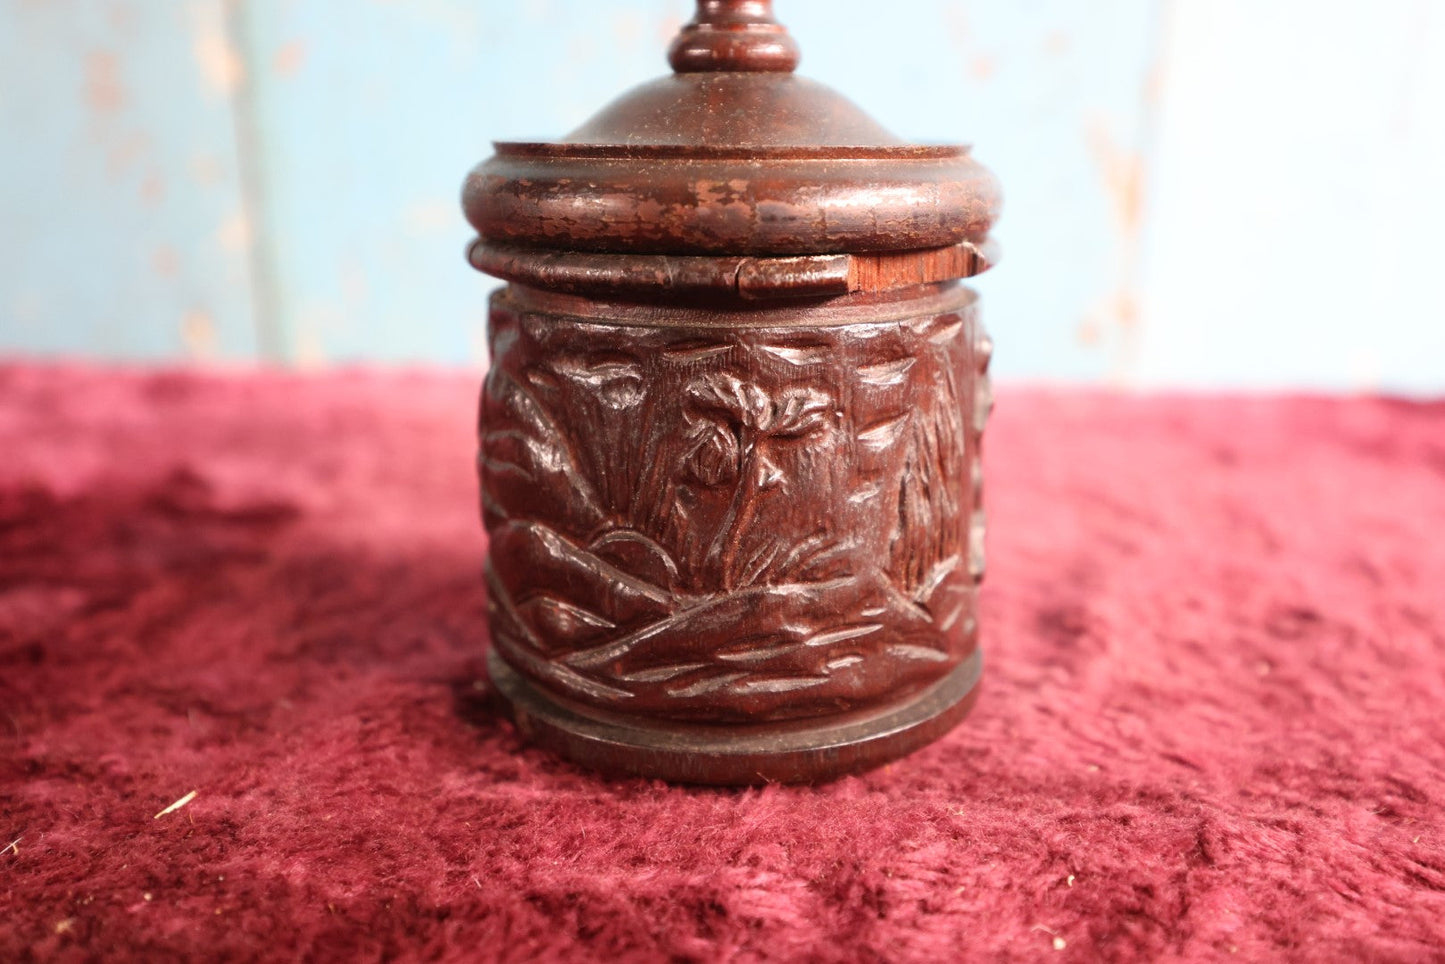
[462,1,1001,784]
[464,144,1000,256]
[467,240,997,301]
[486,648,982,785]
[668,0,800,74]
[461,7,1000,259]
[481,283,988,717]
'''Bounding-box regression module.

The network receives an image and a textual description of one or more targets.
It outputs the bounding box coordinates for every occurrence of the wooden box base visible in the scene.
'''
[487,648,982,785]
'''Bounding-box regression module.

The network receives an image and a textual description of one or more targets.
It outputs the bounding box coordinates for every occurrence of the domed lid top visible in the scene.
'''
[558,72,904,151]
[463,0,1001,260]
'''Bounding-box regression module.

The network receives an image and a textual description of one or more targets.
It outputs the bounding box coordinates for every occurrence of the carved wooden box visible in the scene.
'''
[462,1,1001,784]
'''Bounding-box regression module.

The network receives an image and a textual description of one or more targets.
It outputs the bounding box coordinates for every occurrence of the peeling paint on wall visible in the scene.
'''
[4,0,1440,391]
[1085,117,1147,381]
[85,50,127,113]
[1,0,257,360]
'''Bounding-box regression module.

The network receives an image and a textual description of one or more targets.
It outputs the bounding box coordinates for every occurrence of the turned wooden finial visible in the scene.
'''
[668,0,801,73]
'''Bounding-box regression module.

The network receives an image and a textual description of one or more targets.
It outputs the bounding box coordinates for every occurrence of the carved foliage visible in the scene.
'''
[480,296,990,722]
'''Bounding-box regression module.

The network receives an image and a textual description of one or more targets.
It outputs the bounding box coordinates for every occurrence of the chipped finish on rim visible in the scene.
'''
[464,146,1000,257]
[468,240,996,301]
[461,1,1001,262]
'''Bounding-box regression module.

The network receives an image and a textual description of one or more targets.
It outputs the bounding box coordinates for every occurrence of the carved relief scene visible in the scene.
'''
[480,290,990,723]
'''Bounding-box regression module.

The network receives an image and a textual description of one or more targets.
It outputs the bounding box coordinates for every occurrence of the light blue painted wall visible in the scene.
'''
[2,1,1442,392]
[1138,0,1445,393]
[0,1,256,359]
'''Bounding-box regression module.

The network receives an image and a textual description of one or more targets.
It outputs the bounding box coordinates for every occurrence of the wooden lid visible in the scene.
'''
[463,1,1001,296]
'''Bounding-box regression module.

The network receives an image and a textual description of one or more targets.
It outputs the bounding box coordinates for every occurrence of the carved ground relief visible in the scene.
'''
[480,291,991,723]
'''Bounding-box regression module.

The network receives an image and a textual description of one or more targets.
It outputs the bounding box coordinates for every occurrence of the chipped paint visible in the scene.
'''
[1088,120,1144,240]
[189,153,227,185]
[215,210,252,252]
[191,15,243,95]
[140,170,166,205]
[1044,30,1071,57]
[1085,111,1151,381]
[273,40,307,77]
[84,50,125,113]
[292,323,329,370]
[105,131,150,178]
[181,310,218,360]
[152,245,180,277]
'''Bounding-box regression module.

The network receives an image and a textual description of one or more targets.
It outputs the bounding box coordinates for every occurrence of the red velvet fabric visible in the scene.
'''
[2,364,1443,962]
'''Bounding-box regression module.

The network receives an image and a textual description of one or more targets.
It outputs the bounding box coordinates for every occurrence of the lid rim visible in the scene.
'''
[493,142,973,161]
[467,239,996,300]
[465,147,1002,256]
[461,7,1001,263]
